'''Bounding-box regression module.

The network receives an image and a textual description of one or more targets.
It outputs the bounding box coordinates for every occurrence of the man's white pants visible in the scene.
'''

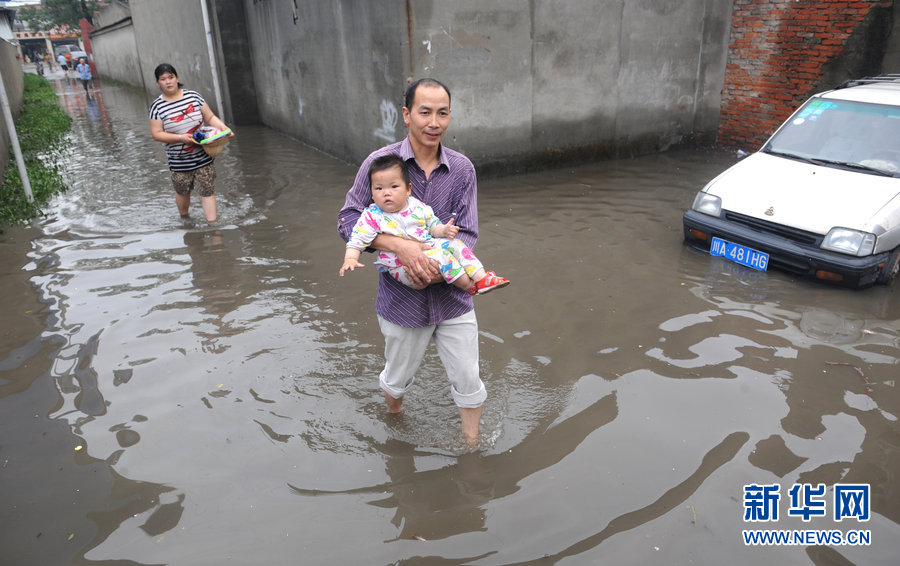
[378,310,486,408]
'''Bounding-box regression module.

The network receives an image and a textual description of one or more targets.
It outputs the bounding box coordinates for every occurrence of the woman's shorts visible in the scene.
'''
[171,165,216,197]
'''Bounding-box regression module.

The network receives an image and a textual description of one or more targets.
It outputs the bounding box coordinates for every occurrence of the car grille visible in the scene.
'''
[723,211,822,247]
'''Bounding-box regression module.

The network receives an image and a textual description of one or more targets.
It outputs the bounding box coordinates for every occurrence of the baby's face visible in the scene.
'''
[370,166,411,213]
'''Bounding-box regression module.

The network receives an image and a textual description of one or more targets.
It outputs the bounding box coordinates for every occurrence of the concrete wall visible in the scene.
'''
[70,1,900,172]
[89,0,735,172]
[0,39,24,183]
[94,0,130,26]
[90,0,143,86]
[212,0,258,126]
[129,0,223,115]
[90,17,143,87]
[243,0,407,165]
[241,0,734,173]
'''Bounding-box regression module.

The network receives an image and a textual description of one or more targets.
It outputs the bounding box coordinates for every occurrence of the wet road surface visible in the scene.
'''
[0,71,898,565]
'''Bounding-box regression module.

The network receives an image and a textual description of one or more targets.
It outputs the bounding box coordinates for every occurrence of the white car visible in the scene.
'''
[683,75,900,288]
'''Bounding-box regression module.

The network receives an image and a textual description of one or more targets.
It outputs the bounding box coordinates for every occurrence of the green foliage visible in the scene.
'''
[0,73,72,228]
[17,0,99,32]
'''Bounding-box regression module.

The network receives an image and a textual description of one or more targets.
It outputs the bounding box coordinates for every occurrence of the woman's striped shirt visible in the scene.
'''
[149,90,213,172]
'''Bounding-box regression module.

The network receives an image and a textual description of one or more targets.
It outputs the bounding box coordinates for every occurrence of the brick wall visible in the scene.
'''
[718,0,892,150]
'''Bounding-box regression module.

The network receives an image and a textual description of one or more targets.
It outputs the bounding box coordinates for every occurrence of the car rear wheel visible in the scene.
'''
[877,247,900,285]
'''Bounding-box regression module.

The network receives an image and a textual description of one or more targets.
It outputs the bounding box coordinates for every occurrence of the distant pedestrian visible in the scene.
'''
[76,58,92,94]
[148,63,233,222]
[57,53,67,71]
[64,53,74,81]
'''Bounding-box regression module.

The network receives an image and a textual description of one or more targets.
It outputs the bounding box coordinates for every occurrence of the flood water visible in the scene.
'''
[1,70,898,565]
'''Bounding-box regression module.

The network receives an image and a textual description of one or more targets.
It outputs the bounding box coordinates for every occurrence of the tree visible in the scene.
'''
[17,0,100,31]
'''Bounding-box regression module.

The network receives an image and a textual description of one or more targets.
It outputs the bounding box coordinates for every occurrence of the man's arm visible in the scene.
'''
[370,234,440,287]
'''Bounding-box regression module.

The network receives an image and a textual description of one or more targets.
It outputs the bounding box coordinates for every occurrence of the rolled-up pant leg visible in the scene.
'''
[377,311,485,408]
[433,310,485,408]
[378,316,432,399]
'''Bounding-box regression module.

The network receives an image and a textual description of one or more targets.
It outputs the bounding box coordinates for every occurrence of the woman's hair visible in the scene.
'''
[154,63,184,88]
[404,78,451,110]
[368,154,409,188]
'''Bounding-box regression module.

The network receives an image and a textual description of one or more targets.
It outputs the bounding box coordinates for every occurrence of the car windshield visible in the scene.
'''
[763,97,900,175]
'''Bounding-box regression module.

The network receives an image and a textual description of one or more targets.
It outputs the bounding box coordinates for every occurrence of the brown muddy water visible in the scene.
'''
[0,73,898,566]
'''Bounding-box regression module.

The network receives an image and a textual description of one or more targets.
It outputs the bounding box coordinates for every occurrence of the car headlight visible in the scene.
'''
[691,192,722,217]
[821,228,876,256]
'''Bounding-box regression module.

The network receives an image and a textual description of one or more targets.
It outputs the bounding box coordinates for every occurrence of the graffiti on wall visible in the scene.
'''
[373,99,399,142]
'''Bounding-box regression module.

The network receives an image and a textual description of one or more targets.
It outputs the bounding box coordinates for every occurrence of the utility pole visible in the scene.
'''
[0,71,33,203]
[200,0,225,119]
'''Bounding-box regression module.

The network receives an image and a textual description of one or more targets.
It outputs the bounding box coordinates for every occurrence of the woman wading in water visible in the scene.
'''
[149,63,233,222]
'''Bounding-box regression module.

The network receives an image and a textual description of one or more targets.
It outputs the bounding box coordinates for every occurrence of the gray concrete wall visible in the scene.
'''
[0,39,24,183]
[242,0,733,173]
[92,0,733,172]
[212,0,258,125]
[90,18,143,87]
[94,0,131,27]
[95,0,249,125]
[243,0,407,164]
[129,0,222,115]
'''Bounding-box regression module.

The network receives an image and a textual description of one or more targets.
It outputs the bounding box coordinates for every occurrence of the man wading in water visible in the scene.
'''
[338,79,487,445]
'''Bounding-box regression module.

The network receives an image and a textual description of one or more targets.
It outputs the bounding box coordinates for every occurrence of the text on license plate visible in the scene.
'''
[710,237,769,271]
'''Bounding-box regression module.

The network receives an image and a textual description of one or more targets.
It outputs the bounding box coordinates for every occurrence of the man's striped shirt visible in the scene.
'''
[338,137,479,328]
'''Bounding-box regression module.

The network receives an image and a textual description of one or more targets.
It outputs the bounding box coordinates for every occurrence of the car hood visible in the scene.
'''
[705,152,900,235]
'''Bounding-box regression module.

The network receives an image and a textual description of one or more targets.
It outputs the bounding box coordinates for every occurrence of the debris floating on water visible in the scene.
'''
[825,361,871,395]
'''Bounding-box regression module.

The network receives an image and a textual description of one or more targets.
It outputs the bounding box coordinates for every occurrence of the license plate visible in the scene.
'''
[710,237,769,271]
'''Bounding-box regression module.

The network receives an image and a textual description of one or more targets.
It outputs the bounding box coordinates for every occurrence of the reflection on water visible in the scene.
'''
[0,77,898,565]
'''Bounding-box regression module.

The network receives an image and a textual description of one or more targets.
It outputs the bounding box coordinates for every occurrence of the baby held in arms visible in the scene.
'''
[339,153,509,296]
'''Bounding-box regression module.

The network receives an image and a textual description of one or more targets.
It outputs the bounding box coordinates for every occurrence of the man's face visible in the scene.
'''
[402,85,451,152]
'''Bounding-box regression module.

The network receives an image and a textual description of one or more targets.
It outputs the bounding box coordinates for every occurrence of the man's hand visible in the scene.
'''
[394,239,441,287]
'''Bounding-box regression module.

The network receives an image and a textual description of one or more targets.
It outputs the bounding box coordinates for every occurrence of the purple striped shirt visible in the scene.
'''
[337,137,478,327]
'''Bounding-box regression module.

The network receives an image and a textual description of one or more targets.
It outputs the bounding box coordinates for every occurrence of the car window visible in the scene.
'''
[765,99,900,172]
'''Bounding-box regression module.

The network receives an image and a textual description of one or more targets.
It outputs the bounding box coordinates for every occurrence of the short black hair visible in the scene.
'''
[154,63,184,88]
[368,154,409,188]
[404,78,451,110]
[154,63,177,80]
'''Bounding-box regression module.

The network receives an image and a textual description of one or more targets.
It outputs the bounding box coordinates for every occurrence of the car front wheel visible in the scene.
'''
[877,247,900,285]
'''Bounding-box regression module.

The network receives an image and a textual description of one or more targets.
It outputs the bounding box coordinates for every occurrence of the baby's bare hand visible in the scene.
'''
[339,259,364,277]
[438,217,460,239]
